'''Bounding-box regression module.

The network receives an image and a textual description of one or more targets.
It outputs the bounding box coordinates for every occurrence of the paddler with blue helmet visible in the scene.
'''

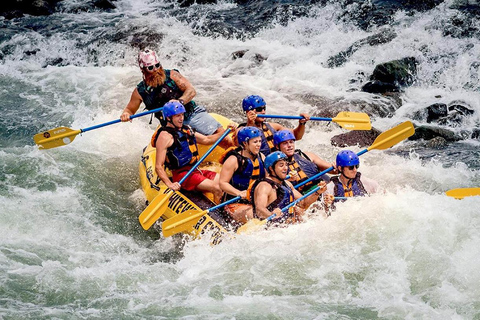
[237,95,311,156]
[326,150,379,200]
[151,101,231,202]
[273,129,337,194]
[219,126,266,224]
[248,151,327,224]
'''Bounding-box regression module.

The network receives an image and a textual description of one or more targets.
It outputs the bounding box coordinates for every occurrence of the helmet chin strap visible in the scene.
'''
[241,141,257,157]
[269,165,282,181]
[167,117,182,129]
[340,168,354,185]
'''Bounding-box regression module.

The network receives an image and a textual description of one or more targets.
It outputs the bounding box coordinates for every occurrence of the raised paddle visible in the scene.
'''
[162,196,242,237]
[138,128,232,230]
[256,111,372,130]
[34,107,164,149]
[445,188,480,199]
[237,121,415,234]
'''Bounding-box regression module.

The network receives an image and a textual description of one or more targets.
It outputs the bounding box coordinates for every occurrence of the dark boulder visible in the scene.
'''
[408,125,461,142]
[426,103,448,123]
[93,0,116,10]
[362,80,400,93]
[231,50,266,64]
[327,29,397,68]
[331,127,382,148]
[362,57,418,93]
[447,101,474,116]
[472,129,480,140]
[0,0,61,18]
[424,136,448,149]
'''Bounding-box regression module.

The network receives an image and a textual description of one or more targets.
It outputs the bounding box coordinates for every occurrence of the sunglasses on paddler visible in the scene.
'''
[346,164,359,170]
[145,63,161,71]
[254,106,266,112]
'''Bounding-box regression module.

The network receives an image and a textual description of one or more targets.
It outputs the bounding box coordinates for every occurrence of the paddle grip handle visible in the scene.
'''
[179,128,232,185]
[81,107,164,133]
[256,114,332,121]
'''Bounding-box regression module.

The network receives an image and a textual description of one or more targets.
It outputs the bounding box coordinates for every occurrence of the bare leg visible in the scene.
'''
[195,174,223,203]
[225,204,254,224]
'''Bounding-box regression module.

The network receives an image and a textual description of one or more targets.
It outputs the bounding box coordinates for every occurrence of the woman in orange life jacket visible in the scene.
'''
[273,130,337,195]
[249,151,328,224]
[151,101,231,202]
[235,95,311,156]
[325,150,379,204]
[219,126,266,224]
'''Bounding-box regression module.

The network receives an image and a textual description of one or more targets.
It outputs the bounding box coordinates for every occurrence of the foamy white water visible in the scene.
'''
[1,0,479,318]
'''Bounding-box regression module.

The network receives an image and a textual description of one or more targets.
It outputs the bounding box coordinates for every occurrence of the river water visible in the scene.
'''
[1,0,480,318]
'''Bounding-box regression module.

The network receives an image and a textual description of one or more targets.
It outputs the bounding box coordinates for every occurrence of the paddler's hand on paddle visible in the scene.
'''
[120,110,134,122]
[227,122,238,131]
[167,181,181,191]
[246,110,257,125]
[323,194,335,207]
[288,170,299,181]
[237,190,247,199]
[270,208,283,222]
[330,163,339,174]
[315,181,328,195]
[298,113,310,125]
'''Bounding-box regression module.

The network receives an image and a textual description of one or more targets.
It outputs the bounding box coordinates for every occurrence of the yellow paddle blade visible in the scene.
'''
[368,121,415,151]
[33,127,82,149]
[236,218,268,235]
[139,190,173,230]
[162,209,208,237]
[445,188,480,199]
[332,112,372,130]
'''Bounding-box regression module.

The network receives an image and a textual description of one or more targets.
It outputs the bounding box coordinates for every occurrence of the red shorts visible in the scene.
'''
[172,167,217,191]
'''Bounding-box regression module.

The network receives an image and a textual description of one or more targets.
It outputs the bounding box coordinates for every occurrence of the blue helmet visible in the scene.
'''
[264,151,288,172]
[163,101,185,118]
[237,126,262,146]
[242,95,266,112]
[336,150,360,167]
[273,130,295,146]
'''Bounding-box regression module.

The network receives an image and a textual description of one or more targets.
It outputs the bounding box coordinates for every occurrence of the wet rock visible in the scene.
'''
[426,103,448,123]
[42,57,68,67]
[24,49,41,56]
[424,136,448,149]
[128,32,164,50]
[232,50,248,60]
[408,125,461,142]
[0,0,61,18]
[331,127,382,148]
[437,111,468,127]
[472,129,480,140]
[442,11,480,39]
[362,57,418,93]
[231,50,266,64]
[447,101,474,116]
[93,0,116,10]
[362,80,400,93]
[340,0,443,30]
[327,29,397,68]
